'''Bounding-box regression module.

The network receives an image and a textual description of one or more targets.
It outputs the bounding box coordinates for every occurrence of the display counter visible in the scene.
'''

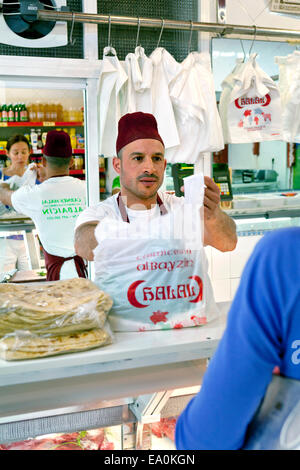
[0,213,41,271]
[0,301,230,446]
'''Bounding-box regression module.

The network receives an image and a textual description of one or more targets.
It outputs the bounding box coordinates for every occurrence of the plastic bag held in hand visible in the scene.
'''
[0,163,37,216]
[93,173,219,332]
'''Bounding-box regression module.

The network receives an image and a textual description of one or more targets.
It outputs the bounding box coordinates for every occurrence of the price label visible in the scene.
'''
[43,121,55,127]
[0,122,8,127]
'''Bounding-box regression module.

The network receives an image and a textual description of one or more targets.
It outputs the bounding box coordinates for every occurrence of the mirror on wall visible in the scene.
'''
[211,37,300,195]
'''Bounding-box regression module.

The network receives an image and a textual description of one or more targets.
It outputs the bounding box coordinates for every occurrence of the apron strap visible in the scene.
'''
[117,192,167,223]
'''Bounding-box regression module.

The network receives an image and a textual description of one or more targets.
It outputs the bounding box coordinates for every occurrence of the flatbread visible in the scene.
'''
[0,278,113,336]
[0,328,112,361]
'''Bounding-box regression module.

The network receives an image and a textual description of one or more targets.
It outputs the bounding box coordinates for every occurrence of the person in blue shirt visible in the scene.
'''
[175,227,300,450]
[0,134,40,273]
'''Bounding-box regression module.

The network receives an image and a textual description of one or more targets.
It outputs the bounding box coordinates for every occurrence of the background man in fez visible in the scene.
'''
[0,130,87,281]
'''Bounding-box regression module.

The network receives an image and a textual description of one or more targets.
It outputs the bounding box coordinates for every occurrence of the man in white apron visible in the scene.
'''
[0,130,87,281]
[74,112,237,262]
[74,112,237,332]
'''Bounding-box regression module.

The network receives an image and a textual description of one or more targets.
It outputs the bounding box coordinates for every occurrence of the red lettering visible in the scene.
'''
[150,262,157,270]
[155,286,166,300]
[166,286,177,299]
[143,287,154,302]
[177,284,187,299]
[158,262,167,270]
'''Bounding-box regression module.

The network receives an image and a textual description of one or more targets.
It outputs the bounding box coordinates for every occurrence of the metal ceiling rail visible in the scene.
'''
[36,10,300,40]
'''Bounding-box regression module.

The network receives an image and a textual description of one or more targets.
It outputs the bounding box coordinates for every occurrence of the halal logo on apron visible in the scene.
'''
[127,276,203,308]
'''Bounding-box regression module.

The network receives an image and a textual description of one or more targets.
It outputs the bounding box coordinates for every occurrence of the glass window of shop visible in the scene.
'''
[0,79,97,275]
[0,86,86,173]
[211,37,300,197]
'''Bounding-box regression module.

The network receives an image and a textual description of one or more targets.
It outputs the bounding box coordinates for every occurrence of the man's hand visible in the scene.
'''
[74,222,99,261]
[0,184,14,206]
[203,176,237,251]
[36,164,47,183]
[203,176,221,221]
[181,175,237,252]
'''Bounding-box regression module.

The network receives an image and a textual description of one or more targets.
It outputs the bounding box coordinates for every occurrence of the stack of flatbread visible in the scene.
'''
[0,278,113,360]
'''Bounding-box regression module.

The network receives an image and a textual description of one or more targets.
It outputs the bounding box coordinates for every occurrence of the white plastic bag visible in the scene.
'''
[93,175,219,332]
[220,54,282,143]
[0,163,37,216]
[275,51,300,143]
[166,52,224,163]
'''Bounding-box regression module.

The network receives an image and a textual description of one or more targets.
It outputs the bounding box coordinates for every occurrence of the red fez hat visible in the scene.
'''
[116,112,164,154]
[43,130,72,158]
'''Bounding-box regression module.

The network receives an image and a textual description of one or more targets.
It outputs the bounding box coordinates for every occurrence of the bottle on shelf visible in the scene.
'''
[1,104,8,122]
[62,109,69,122]
[76,134,84,149]
[68,107,76,122]
[20,104,28,122]
[69,128,77,149]
[30,128,38,153]
[74,155,84,170]
[42,132,47,147]
[0,141,7,151]
[29,103,37,122]
[14,103,20,122]
[56,103,63,121]
[44,103,51,121]
[8,104,14,122]
[50,103,57,121]
[37,102,44,121]
[37,129,43,150]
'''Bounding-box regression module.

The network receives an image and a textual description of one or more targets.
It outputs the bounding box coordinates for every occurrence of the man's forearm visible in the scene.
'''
[0,186,13,207]
[74,222,99,261]
[204,207,237,252]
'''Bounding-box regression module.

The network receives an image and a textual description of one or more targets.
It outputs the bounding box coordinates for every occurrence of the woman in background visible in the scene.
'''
[0,134,36,273]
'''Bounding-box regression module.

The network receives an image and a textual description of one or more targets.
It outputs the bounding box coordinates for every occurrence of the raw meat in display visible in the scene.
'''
[0,428,115,451]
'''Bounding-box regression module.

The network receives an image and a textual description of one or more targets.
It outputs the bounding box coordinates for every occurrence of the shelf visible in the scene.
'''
[70,168,105,175]
[0,121,83,128]
[0,149,85,155]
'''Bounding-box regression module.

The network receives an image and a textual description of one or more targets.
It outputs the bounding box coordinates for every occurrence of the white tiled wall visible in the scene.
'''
[205,234,263,302]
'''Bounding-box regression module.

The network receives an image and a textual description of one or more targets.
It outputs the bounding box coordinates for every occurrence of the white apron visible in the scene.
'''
[93,182,218,332]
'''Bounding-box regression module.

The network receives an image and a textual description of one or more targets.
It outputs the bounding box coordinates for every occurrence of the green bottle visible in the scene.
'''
[8,104,14,122]
[1,104,8,122]
[14,104,20,122]
[20,104,28,122]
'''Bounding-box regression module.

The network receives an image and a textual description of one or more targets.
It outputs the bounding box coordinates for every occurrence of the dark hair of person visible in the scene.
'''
[6,134,31,152]
[45,155,72,169]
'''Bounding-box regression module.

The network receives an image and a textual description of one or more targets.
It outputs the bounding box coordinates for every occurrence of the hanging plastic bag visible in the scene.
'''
[166,52,224,164]
[97,47,128,157]
[219,58,245,143]
[220,54,282,143]
[275,51,300,143]
[93,174,219,332]
[124,46,153,113]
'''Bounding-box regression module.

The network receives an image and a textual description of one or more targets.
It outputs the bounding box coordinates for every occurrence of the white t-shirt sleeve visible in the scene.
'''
[74,204,105,229]
[11,185,36,216]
